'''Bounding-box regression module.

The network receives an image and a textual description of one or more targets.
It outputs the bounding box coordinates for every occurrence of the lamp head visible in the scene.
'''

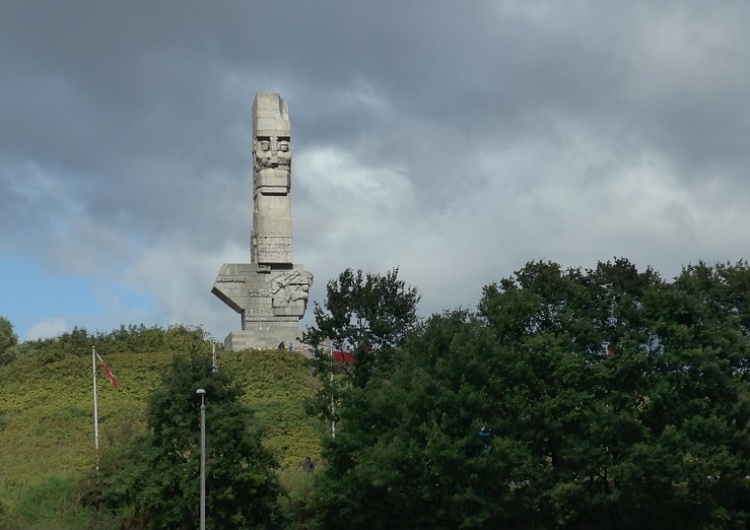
[196,388,206,395]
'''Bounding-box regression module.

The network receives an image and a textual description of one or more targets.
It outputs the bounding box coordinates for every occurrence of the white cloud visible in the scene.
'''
[121,235,250,342]
[26,317,69,341]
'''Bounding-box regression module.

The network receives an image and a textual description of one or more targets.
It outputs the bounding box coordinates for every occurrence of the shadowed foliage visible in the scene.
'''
[310,259,750,530]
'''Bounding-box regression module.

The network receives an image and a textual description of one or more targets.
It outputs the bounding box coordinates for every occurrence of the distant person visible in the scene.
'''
[288,342,294,351]
[302,456,314,474]
[278,341,285,350]
[479,426,492,454]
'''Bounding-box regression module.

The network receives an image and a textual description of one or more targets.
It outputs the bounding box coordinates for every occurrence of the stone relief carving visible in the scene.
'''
[254,138,274,175]
[254,138,291,174]
[277,139,291,168]
[271,270,313,309]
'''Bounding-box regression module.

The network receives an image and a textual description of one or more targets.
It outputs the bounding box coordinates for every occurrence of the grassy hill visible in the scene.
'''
[0,344,324,528]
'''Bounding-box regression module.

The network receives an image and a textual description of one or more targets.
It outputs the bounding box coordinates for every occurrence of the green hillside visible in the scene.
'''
[0,343,323,528]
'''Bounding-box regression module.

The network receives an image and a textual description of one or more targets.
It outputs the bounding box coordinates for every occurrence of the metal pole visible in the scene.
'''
[330,344,335,438]
[330,367,336,439]
[196,388,206,530]
[92,346,99,473]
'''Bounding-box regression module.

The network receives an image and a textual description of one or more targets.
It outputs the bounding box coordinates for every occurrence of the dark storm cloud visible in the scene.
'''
[2,0,750,339]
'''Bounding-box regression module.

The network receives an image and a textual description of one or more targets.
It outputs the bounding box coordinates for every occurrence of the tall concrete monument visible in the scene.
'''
[212,93,313,351]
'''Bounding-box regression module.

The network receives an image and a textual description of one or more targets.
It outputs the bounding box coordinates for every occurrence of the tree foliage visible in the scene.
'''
[311,259,750,529]
[303,267,420,388]
[0,316,18,366]
[302,267,420,441]
[97,350,285,529]
[15,324,211,363]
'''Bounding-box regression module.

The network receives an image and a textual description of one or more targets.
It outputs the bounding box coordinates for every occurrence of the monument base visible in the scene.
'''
[223,323,303,352]
[212,262,312,351]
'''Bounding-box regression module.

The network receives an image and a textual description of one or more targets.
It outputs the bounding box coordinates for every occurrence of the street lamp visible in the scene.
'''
[196,388,206,530]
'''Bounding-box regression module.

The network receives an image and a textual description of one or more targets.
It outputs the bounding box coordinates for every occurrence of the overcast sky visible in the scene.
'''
[2,1,749,343]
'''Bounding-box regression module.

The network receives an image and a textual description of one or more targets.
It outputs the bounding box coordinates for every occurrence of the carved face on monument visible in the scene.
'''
[297,282,310,299]
[278,141,289,152]
[259,140,271,151]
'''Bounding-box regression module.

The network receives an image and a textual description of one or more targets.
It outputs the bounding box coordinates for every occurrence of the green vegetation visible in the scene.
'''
[94,351,286,529]
[311,259,750,529]
[5,258,750,529]
[304,267,420,428]
[0,325,322,529]
[0,315,18,366]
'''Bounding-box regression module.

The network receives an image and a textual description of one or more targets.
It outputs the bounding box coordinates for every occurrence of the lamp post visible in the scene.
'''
[196,388,206,530]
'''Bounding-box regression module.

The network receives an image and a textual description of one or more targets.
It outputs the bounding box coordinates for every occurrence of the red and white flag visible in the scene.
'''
[331,345,355,364]
[96,352,119,389]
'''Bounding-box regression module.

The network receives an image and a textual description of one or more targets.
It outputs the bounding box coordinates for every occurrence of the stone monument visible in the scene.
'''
[212,93,313,351]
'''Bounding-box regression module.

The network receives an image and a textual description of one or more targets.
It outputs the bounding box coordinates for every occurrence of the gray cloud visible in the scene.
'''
[2,1,750,340]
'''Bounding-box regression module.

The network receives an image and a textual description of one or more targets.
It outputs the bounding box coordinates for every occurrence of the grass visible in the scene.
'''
[0,346,324,528]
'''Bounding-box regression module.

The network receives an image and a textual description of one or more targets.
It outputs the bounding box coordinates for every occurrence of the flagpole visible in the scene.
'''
[92,346,100,474]
[330,343,335,438]
[196,388,207,530]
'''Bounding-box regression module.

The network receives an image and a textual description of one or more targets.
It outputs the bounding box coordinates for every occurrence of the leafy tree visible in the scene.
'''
[480,259,750,528]
[311,259,750,529]
[98,350,285,529]
[302,267,420,445]
[311,310,532,529]
[304,267,420,387]
[0,316,18,366]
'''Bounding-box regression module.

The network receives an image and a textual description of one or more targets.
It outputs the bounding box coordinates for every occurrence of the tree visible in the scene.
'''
[311,310,532,529]
[0,316,18,366]
[303,267,420,388]
[479,259,750,528]
[310,259,750,529]
[302,268,420,443]
[99,350,285,530]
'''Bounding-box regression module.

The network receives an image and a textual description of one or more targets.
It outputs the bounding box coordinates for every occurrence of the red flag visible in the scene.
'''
[606,344,615,357]
[332,349,355,364]
[96,352,119,389]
